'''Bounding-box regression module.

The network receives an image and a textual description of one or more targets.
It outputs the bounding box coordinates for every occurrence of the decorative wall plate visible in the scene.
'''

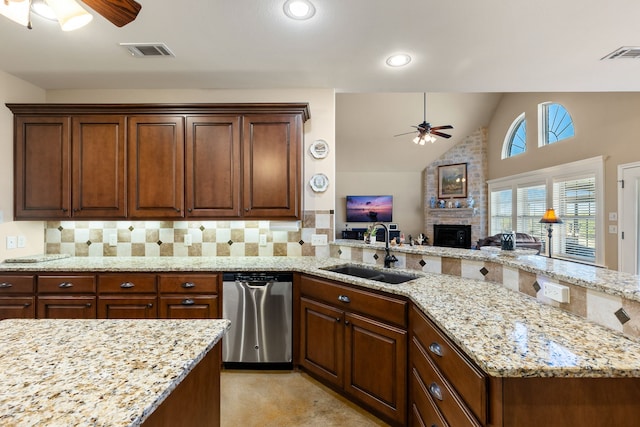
[309,139,329,159]
[310,173,329,192]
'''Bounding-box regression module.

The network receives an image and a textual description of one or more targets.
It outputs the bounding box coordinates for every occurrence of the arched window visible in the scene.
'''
[539,102,575,145]
[502,113,526,159]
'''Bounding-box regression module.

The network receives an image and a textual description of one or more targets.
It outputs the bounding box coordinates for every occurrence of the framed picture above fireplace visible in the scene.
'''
[438,163,467,198]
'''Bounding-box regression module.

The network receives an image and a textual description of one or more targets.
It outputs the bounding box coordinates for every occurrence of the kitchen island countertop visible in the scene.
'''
[0,318,230,427]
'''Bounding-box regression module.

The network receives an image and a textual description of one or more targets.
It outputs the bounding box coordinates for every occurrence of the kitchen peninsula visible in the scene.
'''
[2,248,640,426]
[0,318,229,427]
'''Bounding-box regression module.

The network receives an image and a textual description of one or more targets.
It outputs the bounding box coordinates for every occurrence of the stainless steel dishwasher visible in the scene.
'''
[222,272,293,369]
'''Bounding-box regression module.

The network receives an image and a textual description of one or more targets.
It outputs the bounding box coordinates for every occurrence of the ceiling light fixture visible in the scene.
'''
[31,0,57,20]
[386,53,412,67]
[413,133,437,145]
[283,0,315,20]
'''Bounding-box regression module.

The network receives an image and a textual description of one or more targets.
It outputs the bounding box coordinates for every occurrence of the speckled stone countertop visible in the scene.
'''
[0,318,230,427]
[2,256,640,379]
[333,239,640,302]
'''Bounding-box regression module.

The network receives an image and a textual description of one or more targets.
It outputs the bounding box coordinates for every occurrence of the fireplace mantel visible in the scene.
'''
[427,208,477,217]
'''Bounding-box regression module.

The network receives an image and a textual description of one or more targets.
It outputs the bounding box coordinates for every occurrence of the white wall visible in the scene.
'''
[0,71,46,261]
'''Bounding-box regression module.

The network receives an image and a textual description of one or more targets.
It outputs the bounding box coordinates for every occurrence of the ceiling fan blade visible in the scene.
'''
[80,0,142,27]
[431,131,452,139]
[394,131,418,137]
[431,125,453,131]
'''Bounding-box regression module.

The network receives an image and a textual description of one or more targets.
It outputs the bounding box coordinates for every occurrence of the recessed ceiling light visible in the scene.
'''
[283,0,316,20]
[386,54,412,68]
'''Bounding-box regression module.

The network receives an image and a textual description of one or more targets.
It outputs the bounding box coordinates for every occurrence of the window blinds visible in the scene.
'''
[553,175,596,262]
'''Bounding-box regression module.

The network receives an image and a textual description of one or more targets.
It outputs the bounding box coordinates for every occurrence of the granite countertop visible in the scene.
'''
[0,318,230,427]
[2,256,640,379]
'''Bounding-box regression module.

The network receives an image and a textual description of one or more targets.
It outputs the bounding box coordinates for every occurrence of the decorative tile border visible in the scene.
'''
[44,211,333,258]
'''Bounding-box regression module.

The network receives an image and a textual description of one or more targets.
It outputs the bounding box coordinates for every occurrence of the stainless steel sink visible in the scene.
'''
[322,264,420,284]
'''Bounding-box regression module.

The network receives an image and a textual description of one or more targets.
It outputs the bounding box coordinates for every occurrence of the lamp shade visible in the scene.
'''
[540,208,563,224]
[0,0,31,27]
[45,0,93,31]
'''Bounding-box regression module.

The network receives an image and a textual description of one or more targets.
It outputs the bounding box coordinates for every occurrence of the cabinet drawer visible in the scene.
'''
[159,295,219,319]
[301,275,407,327]
[411,367,449,427]
[158,274,218,294]
[0,275,34,294]
[411,306,487,424]
[98,274,157,293]
[411,339,480,427]
[38,275,96,293]
[97,296,157,318]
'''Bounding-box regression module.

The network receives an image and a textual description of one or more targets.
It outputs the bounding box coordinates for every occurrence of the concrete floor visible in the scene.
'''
[221,370,390,427]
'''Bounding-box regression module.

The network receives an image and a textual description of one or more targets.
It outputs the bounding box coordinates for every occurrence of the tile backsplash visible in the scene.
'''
[45,210,333,258]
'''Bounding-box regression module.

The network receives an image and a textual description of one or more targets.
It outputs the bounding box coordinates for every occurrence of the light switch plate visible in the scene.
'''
[609,212,618,221]
[108,234,117,247]
[259,234,268,246]
[6,236,17,250]
[184,234,192,246]
[609,225,618,234]
[17,235,26,248]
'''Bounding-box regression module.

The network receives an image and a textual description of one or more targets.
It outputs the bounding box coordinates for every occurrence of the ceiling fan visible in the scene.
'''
[79,0,141,27]
[394,93,453,145]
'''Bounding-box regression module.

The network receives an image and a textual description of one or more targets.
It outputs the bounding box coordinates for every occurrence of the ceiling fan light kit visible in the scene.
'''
[0,0,141,30]
[395,92,454,146]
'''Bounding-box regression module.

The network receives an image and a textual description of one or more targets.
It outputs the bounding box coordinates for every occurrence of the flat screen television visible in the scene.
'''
[346,195,393,222]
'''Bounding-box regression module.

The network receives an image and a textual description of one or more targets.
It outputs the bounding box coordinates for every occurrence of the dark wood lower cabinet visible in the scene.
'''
[159,295,219,319]
[97,296,158,319]
[299,275,408,426]
[37,296,96,319]
[0,297,35,319]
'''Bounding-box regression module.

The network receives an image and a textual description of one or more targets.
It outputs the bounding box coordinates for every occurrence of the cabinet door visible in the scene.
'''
[97,296,157,319]
[14,116,71,219]
[185,116,241,217]
[0,297,35,319]
[128,116,185,218]
[345,312,407,425]
[37,296,96,318]
[242,114,301,219]
[299,297,344,388]
[159,295,219,319]
[72,115,126,218]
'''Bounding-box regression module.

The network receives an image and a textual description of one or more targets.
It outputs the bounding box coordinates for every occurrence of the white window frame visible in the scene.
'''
[538,101,576,148]
[487,156,604,266]
[502,112,526,159]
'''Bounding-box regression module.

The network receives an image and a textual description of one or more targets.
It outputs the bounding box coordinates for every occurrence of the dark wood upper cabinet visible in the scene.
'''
[128,116,185,219]
[72,115,126,218]
[14,116,71,218]
[243,114,301,218]
[186,116,241,218]
[8,103,310,221]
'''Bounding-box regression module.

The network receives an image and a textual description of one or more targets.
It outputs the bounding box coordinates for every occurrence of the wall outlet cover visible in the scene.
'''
[6,236,17,250]
[311,234,328,246]
[108,234,117,247]
[543,282,570,303]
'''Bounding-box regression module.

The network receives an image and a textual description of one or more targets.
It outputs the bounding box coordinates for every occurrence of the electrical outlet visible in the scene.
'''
[17,235,26,248]
[609,225,618,234]
[108,233,117,247]
[311,234,328,246]
[6,236,17,250]
[184,234,192,246]
[259,234,268,246]
[544,282,570,303]
[609,212,618,221]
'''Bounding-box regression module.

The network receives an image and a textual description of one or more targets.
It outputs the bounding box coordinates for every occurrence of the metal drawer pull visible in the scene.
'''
[0,282,13,288]
[58,282,73,288]
[429,342,443,357]
[181,282,196,289]
[147,303,153,308]
[85,303,91,307]
[338,295,351,303]
[428,382,443,401]
[181,299,195,305]
[24,302,31,307]
[120,282,135,288]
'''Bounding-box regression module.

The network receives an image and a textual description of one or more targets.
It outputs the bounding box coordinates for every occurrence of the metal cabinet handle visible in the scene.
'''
[120,282,135,288]
[188,208,193,213]
[85,303,92,308]
[345,320,350,326]
[24,302,31,308]
[58,282,73,288]
[181,299,195,305]
[336,317,341,322]
[428,382,443,401]
[175,207,181,212]
[147,303,153,308]
[0,282,13,288]
[181,282,195,289]
[429,342,443,357]
[338,295,351,303]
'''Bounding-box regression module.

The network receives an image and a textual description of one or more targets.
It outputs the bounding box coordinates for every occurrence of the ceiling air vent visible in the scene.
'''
[120,43,175,58]
[601,46,640,60]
